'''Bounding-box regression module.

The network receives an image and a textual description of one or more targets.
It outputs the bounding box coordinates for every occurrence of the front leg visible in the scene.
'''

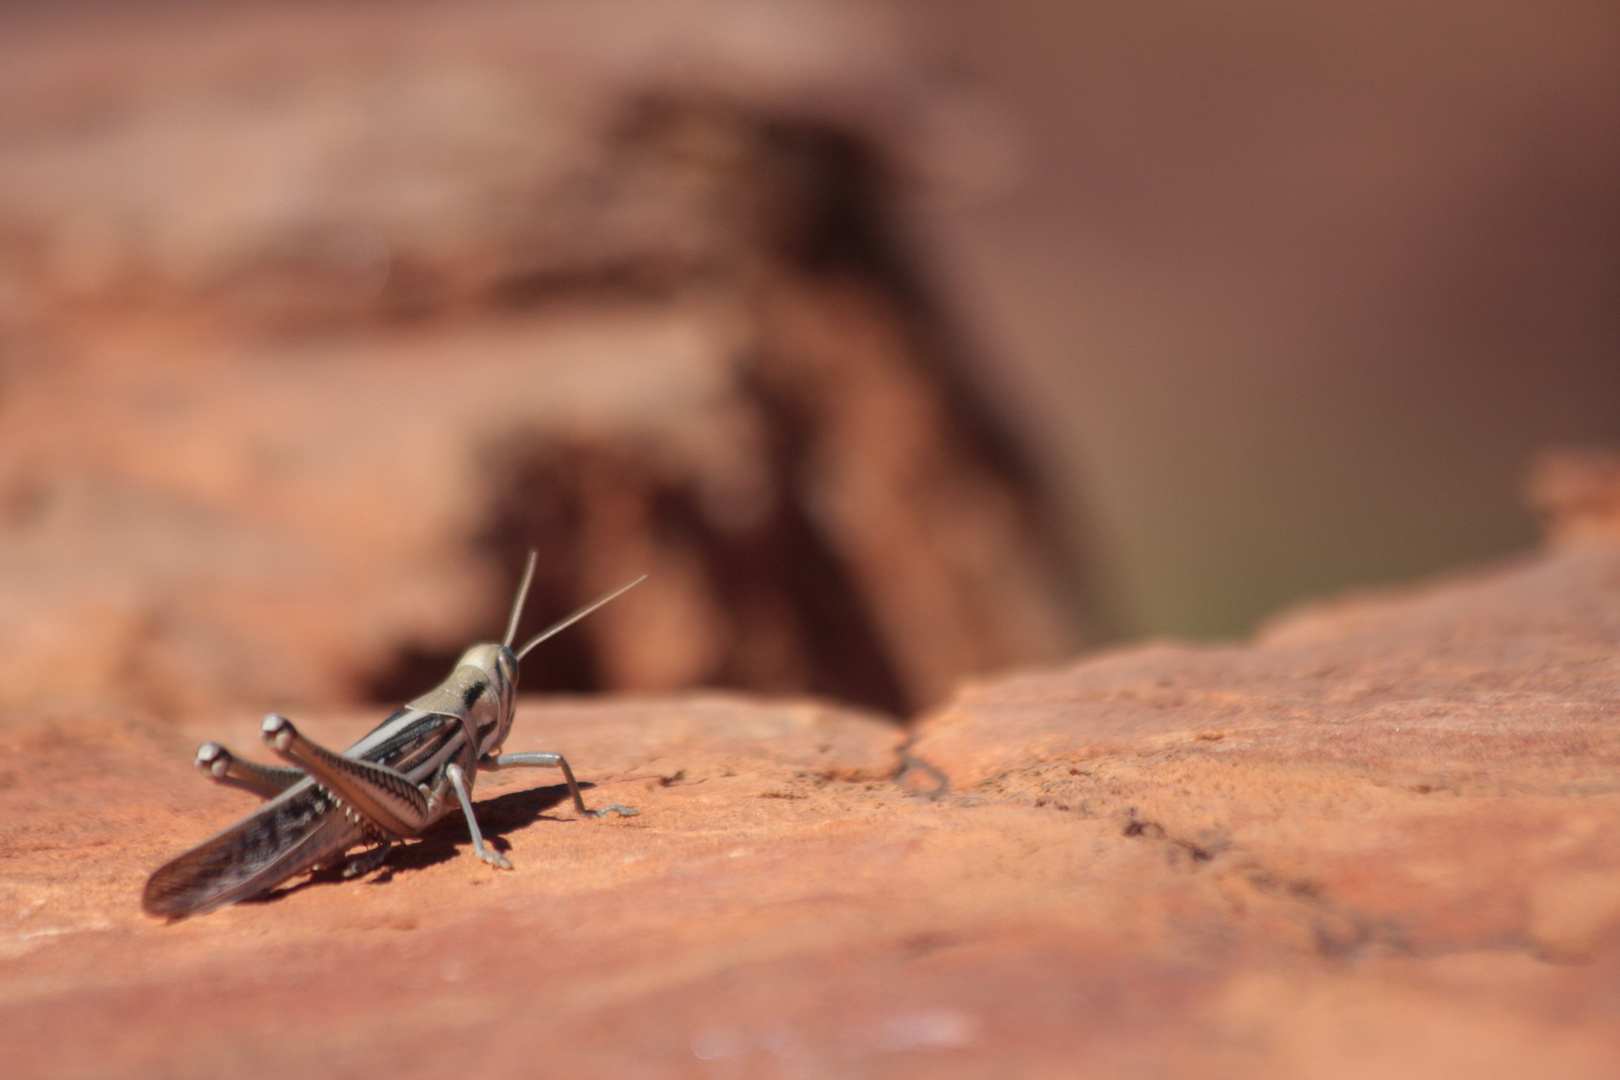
[445,763,510,869]
[260,714,437,839]
[479,751,638,818]
[195,742,306,799]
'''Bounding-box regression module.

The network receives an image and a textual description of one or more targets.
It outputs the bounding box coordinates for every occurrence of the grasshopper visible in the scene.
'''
[142,554,642,919]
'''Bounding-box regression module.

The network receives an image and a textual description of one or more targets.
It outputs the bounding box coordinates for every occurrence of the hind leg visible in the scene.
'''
[260,714,435,839]
[195,742,306,799]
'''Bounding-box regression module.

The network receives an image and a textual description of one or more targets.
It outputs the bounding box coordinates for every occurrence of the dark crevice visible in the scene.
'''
[485,261,688,310]
[1119,810,1221,866]
[735,365,911,714]
[365,414,911,715]
[1237,867,1416,962]
[1111,808,1415,963]
[743,113,1108,638]
[363,100,1093,715]
[494,430,906,715]
[893,733,950,799]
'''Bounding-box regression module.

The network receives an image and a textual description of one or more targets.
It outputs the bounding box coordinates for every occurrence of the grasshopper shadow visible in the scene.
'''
[252,782,588,905]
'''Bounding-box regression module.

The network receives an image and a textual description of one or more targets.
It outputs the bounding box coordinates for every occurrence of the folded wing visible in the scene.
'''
[141,781,364,918]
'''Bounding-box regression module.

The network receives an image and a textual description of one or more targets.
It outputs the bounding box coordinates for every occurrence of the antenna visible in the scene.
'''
[516,575,647,662]
[503,550,540,648]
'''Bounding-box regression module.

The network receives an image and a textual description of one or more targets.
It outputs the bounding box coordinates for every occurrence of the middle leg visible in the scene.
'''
[341,841,393,879]
[479,751,638,818]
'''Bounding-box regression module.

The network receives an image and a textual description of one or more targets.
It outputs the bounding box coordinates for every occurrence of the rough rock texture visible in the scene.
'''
[5,534,1620,1078]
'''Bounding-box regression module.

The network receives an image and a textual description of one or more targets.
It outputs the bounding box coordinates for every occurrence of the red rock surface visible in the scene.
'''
[4,537,1620,1078]
[5,6,1615,1075]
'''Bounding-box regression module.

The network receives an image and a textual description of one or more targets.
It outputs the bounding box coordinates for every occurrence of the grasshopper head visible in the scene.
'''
[452,642,521,755]
[459,641,520,689]
[476,552,643,757]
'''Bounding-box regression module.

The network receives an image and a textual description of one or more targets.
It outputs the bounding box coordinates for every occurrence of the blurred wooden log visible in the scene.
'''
[0,0,1091,717]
